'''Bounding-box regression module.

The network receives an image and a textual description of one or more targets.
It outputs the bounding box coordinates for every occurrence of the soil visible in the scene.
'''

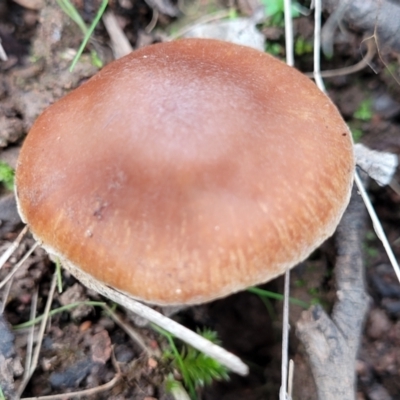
[1,1,400,399]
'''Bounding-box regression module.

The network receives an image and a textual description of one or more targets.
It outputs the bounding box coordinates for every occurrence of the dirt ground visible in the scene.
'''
[1,0,400,399]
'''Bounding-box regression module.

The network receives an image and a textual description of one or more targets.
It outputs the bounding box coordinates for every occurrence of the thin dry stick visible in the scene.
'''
[305,38,376,78]
[145,7,159,33]
[354,172,400,282]
[0,279,13,313]
[320,0,349,57]
[177,0,200,16]
[102,11,133,59]
[280,270,291,400]
[21,289,38,386]
[0,225,29,271]
[104,304,158,356]
[168,10,231,40]
[0,242,39,290]
[58,255,249,376]
[0,39,7,61]
[313,0,325,92]
[17,273,57,398]
[284,0,294,68]
[288,359,294,398]
[21,351,122,400]
[280,1,294,399]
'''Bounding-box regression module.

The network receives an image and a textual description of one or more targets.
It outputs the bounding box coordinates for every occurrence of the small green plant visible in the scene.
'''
[165,375,191,399]
[156,327,229,399]
[228,7,238,19]
[294,279,306,288]
[349,97,373,142]
[0,385,5,400]
[307,287,321,305]
[350,127,363,142]
[266,42,284,56]
[364,245,379,259]
[261,0,301,26]
[295,37,313,56]
[364,230,380,259]
[354,98,373,121]
[0,161,14,191]
[365,230,376,241]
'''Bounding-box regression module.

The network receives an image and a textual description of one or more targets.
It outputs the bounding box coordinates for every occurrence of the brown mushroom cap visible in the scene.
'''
[15,38,354,305]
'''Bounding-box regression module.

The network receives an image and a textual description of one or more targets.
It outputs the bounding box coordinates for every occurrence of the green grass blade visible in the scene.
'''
[69,0,108,71]
[248,286,309,308]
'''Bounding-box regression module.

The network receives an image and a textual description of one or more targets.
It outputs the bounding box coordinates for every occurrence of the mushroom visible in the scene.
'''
[15,38,354,307]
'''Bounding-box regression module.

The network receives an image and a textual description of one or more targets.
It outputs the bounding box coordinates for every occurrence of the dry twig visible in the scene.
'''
[102,11,133,59]
[297,180,370,400]
[17,273,57,398]
[0,226,29,272]
[0,243,39,290]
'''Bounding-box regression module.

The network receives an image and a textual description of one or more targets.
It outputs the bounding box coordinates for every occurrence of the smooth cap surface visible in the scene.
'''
[15,39,354,305]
